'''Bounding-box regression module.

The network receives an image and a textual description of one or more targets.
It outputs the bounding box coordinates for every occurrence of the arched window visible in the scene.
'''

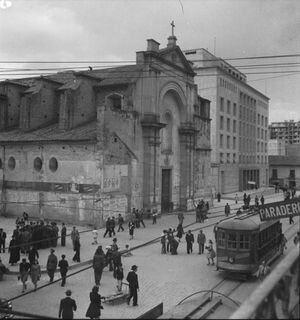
[162,111,173,152]
[106,93,123,110]
[49,157,58,172]
[8,157,16,170]
[34,157,43,172]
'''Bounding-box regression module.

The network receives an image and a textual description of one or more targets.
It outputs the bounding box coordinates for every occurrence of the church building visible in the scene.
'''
[0,32,211,226]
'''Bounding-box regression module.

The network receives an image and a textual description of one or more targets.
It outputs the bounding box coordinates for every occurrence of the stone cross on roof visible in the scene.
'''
[171,20,175,36]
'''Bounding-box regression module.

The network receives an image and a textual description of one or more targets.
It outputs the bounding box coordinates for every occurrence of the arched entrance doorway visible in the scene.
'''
[160,87,186,212]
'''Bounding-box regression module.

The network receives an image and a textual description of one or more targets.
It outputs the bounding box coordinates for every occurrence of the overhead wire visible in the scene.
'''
[1,60,300,73]
[0,52,300,64]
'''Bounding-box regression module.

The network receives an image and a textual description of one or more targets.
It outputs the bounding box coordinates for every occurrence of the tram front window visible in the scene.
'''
[218,231,226,247]
[228,233,237,249]
[239,234,250,249]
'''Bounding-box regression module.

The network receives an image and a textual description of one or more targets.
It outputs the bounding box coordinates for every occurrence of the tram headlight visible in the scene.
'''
[228,256,234,264]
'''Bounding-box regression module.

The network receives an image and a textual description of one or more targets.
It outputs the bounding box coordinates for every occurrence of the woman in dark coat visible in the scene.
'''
[170,236,179,255]
[176,223,184,242]
[86,286,104,319]
[9,237,20,265]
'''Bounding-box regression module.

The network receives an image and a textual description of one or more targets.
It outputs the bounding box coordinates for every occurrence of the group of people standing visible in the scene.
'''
[160,227,215,265]
[195,199,209,223]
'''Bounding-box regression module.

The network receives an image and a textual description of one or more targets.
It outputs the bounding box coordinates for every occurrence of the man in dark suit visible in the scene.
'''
[58,254,69,287]
[0,228,7,253]
[61,223,66,247]
[59,290,77,319]
[126,265,139,306]
[185,230,194,254]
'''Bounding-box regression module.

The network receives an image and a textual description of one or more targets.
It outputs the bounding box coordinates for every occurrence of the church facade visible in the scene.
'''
[0,35,212,226]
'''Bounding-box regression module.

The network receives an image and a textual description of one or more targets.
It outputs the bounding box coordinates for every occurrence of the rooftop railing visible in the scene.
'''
[230,244,299,319]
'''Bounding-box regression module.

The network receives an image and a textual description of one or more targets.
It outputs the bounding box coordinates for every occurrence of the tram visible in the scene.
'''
[214,212,284,276]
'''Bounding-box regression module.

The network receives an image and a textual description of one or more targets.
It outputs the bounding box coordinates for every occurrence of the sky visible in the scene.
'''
[0,0,299,123]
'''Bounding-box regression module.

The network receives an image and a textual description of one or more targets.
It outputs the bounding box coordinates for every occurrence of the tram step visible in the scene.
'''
[187,298,222,319]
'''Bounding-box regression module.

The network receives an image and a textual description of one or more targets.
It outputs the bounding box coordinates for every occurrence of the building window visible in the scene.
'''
[227,153,230,163]
[233,153,236,163]
[233,137,236,149]
[233,103,237,116]
[0,158,2,169]
[227,118,230,131]
[220,134,223,148]
[34,157,43,172]
[220,116,224,130]
[257,128,260,139]
[272,169,278,179]
[220,97,224,112]
[233,120,236,133]
[220,152,223,163]
[49,157,58,172]
[227,100,231,114]
[227,136,230,149]
[106,93,123,110]
[8,157,16,170]
[257,114,260,125]
[265,117,268,127]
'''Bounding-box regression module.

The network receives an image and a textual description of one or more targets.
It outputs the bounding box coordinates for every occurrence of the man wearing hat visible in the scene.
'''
[126,265,139,306]
[47,248,58,282]
[59,290,77,319]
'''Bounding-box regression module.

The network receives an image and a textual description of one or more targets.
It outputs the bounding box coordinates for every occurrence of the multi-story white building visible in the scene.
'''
[269,120,300,144]
[183,48,269,193]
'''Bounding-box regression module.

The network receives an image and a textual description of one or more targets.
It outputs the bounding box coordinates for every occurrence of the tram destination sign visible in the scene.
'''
[258,198,300,221]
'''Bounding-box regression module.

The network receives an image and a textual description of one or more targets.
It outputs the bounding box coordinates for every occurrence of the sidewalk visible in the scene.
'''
[221,186,275,200]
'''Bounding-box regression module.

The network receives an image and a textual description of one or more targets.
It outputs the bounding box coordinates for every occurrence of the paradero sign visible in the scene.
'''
[258,198,300,221]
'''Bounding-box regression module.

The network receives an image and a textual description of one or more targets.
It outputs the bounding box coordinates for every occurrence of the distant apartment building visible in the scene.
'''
[269,120,300,144]
[268,139,287,156]
[183,48,269,193]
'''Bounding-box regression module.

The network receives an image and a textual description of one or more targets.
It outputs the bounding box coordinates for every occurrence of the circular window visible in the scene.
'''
[34,157,43,172]
[8,157,16,170]
[49,157,58,172]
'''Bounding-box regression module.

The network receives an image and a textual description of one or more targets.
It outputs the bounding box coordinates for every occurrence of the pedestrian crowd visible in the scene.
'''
[195,199,209,223]
[5,214,62,269]
[160,226,215,265]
